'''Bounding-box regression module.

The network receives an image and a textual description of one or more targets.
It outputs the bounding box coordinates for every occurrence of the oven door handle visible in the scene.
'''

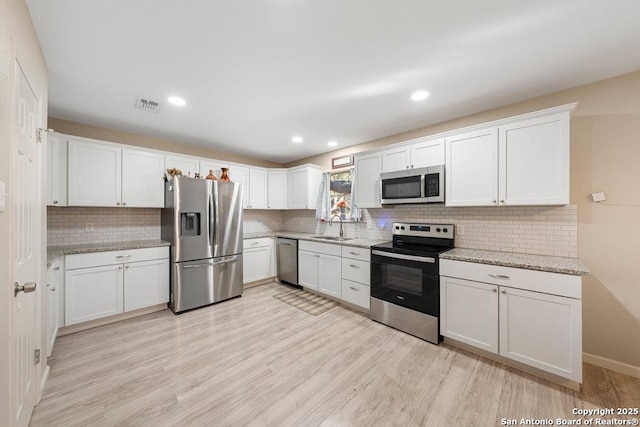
[371,250,435,264]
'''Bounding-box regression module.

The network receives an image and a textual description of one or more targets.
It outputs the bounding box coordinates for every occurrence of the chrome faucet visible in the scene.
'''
[330,214,344,238]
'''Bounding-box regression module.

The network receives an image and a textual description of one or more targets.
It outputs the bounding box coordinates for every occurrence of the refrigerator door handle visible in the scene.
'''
[213,256,240,266]
[182,262,214,269]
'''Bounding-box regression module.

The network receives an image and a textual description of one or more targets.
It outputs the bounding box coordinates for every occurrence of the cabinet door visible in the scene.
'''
[440,276,499,353]
[382,146,410,172]
[248,167,268,209]
[298,250,318,290]
[229,165,249,209]
[287,167,308,209]
[122,149,165,207]
[411,138,445,168]
[47,135,67,206]
[123,259,169,311]
[499,286,582,382]
[243,246,270,284]
[68,139,122,207]
[445,128,498,206]
[46,260,62,356]
[165,155,199,178]
[354,152,382,208]
[498,113,569,206]
[65,264,124,325]
[267,169,288,209]
[318,253,341,298]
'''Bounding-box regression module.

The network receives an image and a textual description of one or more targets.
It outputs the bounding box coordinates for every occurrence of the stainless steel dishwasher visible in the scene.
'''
[276,238,298,286]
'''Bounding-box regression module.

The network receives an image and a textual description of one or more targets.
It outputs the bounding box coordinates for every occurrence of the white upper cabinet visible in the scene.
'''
[410,138,445,169]
[68,138,122,207]
[445,128,498,207]
[229,165,249,208]
[165,154,199,178]
[267,169,288,209]
[121,149,165,208]
[287,164,322,210]
[382,137,445,172]
[354,152,382,208]
[248,167,268,209]
[68,138,165,208]
[47,134,68,206]
[446,108,572,207]
[498,112,569,206]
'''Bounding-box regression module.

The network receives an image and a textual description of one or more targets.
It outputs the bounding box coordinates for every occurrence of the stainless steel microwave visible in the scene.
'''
[380,165,444,204]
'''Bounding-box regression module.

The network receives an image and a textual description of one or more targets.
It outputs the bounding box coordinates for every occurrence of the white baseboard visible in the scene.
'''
[583,352,640,379]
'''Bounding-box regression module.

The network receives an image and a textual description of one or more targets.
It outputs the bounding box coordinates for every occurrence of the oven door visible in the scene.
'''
[370,250,439,317]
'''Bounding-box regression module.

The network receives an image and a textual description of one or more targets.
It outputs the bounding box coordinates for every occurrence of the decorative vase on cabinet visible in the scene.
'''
[206,169,217,180]
[220,167,230,182]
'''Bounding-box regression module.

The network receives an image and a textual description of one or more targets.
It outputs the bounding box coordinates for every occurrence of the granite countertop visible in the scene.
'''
[440,248,589,276]
[243,231,388,249]
[47,239,170,264]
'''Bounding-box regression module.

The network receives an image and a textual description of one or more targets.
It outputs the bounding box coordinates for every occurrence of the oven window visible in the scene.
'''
[382,263,423,296]
[382,176,421,199]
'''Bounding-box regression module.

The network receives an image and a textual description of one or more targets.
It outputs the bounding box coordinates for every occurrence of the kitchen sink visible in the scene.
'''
[311,236,354,241]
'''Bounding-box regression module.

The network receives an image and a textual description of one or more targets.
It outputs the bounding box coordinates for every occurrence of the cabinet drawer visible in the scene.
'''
[440,259,581,299]
[342,279,370,309]
[243,237,272,249]
[299,240,341,256]
[65,246,169,270]
[341,246,370,262]
[341,259,370,285]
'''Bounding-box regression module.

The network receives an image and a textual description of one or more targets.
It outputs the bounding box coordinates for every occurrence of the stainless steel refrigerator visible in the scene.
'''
[161,177,243,313]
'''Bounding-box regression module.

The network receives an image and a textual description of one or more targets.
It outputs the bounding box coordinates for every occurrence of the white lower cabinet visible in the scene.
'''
[243,237,275,284]
[340,246,371,309]
[298,241,341,298]
[46,258,64,356]
[65,247,169,326]
[440,259,582,382]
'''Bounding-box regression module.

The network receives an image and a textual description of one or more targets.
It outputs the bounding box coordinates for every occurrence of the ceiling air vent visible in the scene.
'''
[134,96,162,113]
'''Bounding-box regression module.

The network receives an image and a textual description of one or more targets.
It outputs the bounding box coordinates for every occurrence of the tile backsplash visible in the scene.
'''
[49,204,578,258]
[47,207,285,246]
[284,204,578,258]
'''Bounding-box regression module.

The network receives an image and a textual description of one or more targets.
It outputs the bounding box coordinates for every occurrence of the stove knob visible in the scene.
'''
[395,226,400,230]
[436,228,441,232]
[443,228,448,233]
[401,226,405,230]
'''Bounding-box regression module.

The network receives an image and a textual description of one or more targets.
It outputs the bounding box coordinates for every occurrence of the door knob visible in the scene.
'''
[14,282,36,297]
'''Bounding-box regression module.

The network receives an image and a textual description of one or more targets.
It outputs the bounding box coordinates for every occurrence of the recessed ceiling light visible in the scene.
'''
[167,96,186,106]
[292,136,304,143]
[411,90,429,101]
[327,141,338,147]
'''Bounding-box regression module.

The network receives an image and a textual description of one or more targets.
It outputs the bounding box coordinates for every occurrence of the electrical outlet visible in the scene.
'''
[457,225,465,235]
[591,192,606,202]
[85,223,94,232]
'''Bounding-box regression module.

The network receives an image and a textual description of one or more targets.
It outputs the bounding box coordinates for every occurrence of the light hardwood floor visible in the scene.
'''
[32,282,640,426]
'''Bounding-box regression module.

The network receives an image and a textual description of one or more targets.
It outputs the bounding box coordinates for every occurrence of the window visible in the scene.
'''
[329,170,352,220]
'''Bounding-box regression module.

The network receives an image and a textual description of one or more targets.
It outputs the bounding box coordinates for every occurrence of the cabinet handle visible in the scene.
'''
[123,202,127,206]
[501,290,507,294]
[125,265,130,269]
[51,287,56,291]
[53,200,58,204]
[349,264,359,269]
[118,266,123,270]
[411,164,414,168]
[406,165,409,169]
[492,288,497,293]
[349,251,360,255]
[349,286,359,291]
[116,202,120,206]
[500,199,505,204]
[251,242,259,246]
[54,266,60,271]
[488,273,510,279]
[492,200,497,204]
[116,255,132,260]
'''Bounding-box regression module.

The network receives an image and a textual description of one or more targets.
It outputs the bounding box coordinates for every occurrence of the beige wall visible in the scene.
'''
[287,70,640,369]
[0,0,49,422]
[48,117,283,169]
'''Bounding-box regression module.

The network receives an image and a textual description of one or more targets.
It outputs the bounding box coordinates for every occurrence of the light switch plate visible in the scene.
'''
[591,192,606,202]
[0,181,6,212]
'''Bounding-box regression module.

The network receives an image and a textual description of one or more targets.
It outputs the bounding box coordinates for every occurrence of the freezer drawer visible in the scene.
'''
[170,254,243,313]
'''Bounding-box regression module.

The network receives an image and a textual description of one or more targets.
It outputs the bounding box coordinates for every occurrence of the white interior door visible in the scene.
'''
[12,61,39,427]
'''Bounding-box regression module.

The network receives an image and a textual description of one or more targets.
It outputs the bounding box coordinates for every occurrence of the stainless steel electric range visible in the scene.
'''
[370,222,454,344]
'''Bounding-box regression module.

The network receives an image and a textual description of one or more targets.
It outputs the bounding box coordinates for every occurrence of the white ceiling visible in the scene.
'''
[26,0,640,163]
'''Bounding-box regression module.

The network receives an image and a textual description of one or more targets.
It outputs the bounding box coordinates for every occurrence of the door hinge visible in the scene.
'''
[34,348,40,364]
[37,127,54,143]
